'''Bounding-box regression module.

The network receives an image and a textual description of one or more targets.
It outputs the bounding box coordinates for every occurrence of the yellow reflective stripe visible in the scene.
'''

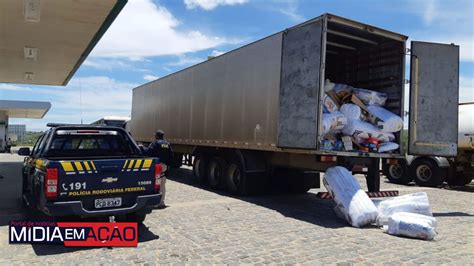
[90,161,97,171]
[61,162,74,172]
[83,161,91,171]
[123,160,129,170]
[142,159,152,169]
[128,160,135,169]
[134,160,143,169]
[74,162,83,171]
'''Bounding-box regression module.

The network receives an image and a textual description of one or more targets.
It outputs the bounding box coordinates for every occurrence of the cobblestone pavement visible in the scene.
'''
[0,154,473,264]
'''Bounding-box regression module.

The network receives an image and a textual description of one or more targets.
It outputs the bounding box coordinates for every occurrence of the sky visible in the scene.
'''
[1,0,473,131]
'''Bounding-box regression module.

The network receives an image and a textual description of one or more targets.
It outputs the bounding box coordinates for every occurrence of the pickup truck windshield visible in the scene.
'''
[45,129,139,157]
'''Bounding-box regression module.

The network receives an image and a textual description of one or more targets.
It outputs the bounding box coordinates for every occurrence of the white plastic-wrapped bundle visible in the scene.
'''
[324,79,336,92]
[353,88,387,106]
[385,212,437,240]
[323,166,378,227]
[342,119,395,143]
[377,192,433,226]
[378,142,399,153]
[323,93,338,113]
[340,104,362,121]
[322,111,347,135]
[367,105,403,133]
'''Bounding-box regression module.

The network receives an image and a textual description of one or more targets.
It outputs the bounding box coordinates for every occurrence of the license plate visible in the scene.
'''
[95,198,122,209]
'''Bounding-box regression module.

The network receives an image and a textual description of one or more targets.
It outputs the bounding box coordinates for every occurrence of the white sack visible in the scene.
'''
[353,88,387,106]
[340,104,362,121]
[323,166,378,227]
[323,93,339,113]
[324,79,336,92]
[385,212,437,240]
[378,142,399,153]
[322,111,347,135]
[367,105,403,133]
[377,192,433,226]
[342,119,395,143]
[333,83,353,98]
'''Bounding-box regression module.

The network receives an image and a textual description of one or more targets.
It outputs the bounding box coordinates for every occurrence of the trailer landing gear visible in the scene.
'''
[366,158,380,192]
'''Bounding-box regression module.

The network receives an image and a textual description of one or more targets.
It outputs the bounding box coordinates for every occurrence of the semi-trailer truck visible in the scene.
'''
[129,14,460,195]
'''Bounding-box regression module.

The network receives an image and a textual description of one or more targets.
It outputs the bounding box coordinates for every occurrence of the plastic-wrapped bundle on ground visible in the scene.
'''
[322,111,347,135]
[342,119,395,143]
[323,166,378,227]
[385,212,437,240]
[378,142,399,153]
[340,103,363,121]
[376,192,433,226]
[353,88,388,106]
[367,105,403,132]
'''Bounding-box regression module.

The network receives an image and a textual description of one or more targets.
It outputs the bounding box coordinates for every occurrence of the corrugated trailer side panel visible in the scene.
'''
[131,33,284,146]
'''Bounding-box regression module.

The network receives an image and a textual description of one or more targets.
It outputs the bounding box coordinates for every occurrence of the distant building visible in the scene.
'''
[8,124,26,141]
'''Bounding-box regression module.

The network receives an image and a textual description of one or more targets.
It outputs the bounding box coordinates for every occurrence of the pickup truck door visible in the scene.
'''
[408,41,459,157]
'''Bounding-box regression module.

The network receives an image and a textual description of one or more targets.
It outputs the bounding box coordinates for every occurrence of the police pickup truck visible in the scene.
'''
[18,124,162,222]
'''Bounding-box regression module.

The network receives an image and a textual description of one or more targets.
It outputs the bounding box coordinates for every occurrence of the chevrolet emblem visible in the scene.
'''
[101,177,118,183]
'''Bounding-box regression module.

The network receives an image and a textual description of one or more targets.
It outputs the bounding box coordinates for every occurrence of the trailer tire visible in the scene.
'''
[410,158,443,187]
[226,160,246,195]
[193,154,208,184]
[207,157,227,189]
[383,160,411,185]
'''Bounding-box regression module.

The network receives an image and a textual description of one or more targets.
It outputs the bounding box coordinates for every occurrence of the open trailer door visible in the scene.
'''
[408,41,459,157]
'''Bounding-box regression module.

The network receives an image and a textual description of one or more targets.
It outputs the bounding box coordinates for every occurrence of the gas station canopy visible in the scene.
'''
[0,100,51,119]
[0,0,127,86]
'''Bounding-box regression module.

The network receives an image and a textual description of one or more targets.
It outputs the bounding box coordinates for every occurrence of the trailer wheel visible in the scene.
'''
[207,157,227,189]
[410,158,443,187]
[226,160,246,195]
[193,154,208,183]
[382,160,411,185]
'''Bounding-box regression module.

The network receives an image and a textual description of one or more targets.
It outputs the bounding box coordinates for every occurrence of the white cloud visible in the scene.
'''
[210,50,225,56]
[167,55,205,67]
[90,0,231,60]
[143,74,159,81]
[276,1,304,22]
[83,58,131,70]
[404,0,473,61]
[264,0,304,22]
[460,76,474,103]
[0,84,33,92]
[184,0,248,10]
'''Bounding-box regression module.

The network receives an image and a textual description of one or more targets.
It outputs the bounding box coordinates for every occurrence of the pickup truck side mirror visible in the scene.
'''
[18,147,31,156]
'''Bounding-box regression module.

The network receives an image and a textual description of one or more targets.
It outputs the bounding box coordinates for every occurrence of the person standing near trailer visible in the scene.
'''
[147,130,173,208]
[5,138,12,153]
